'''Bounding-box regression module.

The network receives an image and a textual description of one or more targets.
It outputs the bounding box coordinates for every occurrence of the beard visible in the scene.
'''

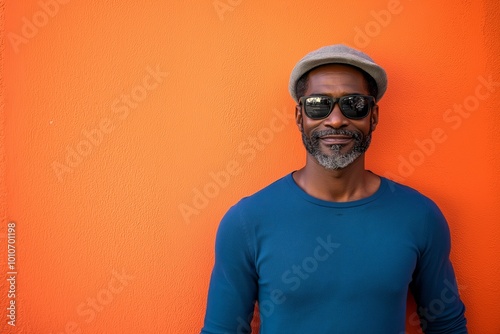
[301,128,372,170]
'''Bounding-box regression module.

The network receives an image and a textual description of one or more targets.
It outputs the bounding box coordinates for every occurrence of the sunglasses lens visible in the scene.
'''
[304,97,332,119]
[339,95,372,119]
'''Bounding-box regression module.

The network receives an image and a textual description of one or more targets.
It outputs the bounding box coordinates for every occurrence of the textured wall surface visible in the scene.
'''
[1,0,499,333]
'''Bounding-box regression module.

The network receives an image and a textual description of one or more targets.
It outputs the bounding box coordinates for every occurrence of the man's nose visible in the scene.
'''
[323,104,349,128]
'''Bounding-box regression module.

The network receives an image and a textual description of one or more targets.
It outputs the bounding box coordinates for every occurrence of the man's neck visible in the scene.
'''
[292,154,380,202]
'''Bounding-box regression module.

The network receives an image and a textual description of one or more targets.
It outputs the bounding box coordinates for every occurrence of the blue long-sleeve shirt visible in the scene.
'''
[201,173,467,333]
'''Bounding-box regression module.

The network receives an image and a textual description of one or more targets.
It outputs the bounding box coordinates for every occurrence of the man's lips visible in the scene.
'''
[319,135,353,145]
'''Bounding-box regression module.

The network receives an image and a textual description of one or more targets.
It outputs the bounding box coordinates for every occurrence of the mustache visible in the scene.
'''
[310,129,362,141]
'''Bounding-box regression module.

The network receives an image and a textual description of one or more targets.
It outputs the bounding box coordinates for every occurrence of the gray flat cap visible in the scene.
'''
[288,44,387,102]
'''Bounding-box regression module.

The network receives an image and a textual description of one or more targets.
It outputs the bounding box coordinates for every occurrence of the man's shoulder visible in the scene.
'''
[383,177,431,199]
[237,173,291,206]
[381,176,444,216]
[222,173,293,219]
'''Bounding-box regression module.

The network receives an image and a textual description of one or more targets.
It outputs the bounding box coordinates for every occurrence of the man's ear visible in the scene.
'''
[295,104,303,132]
[370,104,379,132]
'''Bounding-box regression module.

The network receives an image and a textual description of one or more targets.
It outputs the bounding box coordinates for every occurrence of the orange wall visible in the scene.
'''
[1,0,499,333]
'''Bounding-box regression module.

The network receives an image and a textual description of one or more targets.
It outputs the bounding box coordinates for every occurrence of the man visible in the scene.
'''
[201,44,467,333]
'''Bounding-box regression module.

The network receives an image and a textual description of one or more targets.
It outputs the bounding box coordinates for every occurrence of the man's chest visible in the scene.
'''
[253,216,419,305]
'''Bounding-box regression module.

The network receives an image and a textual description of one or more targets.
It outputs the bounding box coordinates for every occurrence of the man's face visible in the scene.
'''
[295,64,379,170]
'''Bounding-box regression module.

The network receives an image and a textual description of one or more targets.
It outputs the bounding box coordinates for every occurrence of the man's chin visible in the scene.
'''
[319,144,350,156]
[313,151,363,170]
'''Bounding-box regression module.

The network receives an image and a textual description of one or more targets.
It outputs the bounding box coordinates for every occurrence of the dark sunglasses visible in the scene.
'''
[299,94,375,120]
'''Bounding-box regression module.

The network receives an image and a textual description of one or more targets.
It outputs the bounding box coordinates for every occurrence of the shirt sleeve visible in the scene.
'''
[409,201,467,334]
[201,204,258,334]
